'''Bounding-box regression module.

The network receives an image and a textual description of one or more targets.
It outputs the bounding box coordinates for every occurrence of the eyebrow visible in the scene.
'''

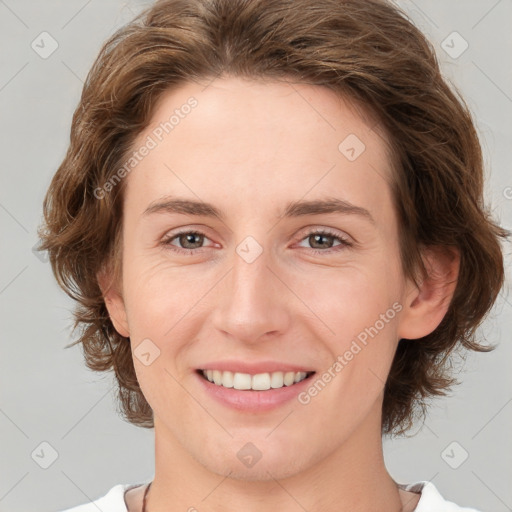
[143,196,375,224]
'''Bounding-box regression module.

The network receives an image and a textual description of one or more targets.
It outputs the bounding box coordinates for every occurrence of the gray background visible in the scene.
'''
[1,1,511,511]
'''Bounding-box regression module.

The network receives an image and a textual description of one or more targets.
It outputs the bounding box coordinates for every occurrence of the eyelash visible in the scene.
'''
[160,228,353,256]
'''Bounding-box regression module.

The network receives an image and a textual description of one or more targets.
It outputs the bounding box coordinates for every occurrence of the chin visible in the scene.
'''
[191,439,311,482]
[202,457,306,482]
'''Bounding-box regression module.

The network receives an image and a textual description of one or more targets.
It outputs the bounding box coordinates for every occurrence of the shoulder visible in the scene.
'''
[399,481,482,512]
[57,483,144,512]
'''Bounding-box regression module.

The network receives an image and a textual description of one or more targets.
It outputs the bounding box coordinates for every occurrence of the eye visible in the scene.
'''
[160,227,353,256]
[160,230,214,255]
[296,228,353,254]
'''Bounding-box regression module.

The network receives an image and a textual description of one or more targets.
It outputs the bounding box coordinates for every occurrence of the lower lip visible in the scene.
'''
[195,371,315,412]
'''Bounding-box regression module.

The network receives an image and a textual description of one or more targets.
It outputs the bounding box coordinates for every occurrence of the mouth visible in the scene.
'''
[196,369,316,391]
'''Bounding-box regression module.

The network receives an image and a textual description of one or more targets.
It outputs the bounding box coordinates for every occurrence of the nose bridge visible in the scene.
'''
[211,238,290,342]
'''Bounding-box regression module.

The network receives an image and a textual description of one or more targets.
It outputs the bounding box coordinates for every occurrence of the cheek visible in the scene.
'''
[122,265,179,386]
[294,260,402,336]
[123,256,200,329]
[122,260,204,412]
[298,263,402,394]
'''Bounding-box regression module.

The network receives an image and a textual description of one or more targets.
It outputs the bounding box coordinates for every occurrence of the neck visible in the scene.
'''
[145,405,404,512]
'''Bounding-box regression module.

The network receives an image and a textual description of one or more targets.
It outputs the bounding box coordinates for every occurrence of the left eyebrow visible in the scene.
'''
[142,195,375,224]
[282,197,375,224]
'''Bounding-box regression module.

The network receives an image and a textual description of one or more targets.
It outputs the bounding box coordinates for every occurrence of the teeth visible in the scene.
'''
[252,373,271,390]
[270,372,284,388]
[201,370,310,390]
[284,372,295,386]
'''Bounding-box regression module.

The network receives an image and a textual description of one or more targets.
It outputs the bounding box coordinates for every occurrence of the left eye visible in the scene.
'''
[161,229,352,254]
[297,230,352,252]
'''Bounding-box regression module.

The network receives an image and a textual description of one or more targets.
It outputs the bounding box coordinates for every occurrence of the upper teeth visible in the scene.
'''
[202,370,310,390]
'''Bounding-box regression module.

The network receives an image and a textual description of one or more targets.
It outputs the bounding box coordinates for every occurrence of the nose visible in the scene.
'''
[211,246,291,344]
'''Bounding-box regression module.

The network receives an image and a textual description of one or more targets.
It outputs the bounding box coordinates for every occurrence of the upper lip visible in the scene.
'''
[197,361,315,374]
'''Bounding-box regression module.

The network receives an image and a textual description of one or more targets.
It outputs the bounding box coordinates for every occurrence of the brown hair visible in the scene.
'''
[39,0,508,435]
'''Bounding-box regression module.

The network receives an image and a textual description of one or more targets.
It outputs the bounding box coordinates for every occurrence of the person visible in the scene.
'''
[39,0,507,510]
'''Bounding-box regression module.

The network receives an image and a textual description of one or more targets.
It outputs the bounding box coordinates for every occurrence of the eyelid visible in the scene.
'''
[294,225,353,243]
[160,228,216,253]
[293,226,354,252]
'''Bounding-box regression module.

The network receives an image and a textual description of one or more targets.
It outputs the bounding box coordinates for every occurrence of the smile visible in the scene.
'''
[199,369,315,390]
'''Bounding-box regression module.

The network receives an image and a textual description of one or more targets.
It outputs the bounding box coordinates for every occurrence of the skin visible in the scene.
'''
[101,76,459,512]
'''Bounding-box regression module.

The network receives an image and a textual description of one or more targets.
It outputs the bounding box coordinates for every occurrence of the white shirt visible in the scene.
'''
[58,481,482,511]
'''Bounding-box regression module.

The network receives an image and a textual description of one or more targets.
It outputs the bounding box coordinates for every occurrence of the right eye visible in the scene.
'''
[160,230,214,255]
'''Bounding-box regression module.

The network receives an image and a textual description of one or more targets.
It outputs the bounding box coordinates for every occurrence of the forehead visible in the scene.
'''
[125,76,395,224]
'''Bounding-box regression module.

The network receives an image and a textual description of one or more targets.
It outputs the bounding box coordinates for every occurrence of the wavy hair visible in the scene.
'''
[39,0,508,435]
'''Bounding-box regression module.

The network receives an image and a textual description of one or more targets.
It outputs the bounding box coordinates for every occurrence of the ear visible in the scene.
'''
[97,268,130,338]
[398,246,460,340]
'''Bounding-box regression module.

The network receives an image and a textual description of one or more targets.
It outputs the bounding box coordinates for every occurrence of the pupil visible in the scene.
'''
[181,233,202,248]
[312,234,331,249]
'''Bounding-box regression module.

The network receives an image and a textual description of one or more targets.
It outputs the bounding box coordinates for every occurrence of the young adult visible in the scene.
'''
[41,1,507,510]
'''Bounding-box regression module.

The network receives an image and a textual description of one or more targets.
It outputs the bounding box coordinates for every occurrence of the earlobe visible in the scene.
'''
[398,246,460,340]
[97,269,130,338]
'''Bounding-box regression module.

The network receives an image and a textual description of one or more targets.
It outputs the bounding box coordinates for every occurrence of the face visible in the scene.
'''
[105,76,421,480]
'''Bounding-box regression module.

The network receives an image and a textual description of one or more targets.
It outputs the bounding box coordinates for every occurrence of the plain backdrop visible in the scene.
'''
[1,1,511,511]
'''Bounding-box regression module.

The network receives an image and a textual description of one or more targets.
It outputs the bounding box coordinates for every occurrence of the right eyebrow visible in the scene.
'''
[143,197,224,220]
